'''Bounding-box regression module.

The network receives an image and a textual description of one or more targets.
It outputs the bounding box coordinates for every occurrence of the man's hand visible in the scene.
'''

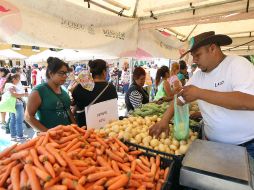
[179,85,201,103]
[149,120,170,138]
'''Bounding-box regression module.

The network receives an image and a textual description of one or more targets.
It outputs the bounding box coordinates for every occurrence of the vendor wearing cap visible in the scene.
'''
[149,31,254,157]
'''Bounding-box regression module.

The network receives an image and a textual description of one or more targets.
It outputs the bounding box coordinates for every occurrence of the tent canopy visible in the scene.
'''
[0,49,27,60]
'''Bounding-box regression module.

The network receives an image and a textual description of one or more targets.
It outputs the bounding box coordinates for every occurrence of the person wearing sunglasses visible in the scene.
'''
[25,57,76,132]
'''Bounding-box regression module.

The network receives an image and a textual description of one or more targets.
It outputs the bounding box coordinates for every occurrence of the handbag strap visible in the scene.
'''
[76,83,110,114]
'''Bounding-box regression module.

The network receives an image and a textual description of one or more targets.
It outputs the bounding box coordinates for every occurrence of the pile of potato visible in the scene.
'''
[98,116,198,156]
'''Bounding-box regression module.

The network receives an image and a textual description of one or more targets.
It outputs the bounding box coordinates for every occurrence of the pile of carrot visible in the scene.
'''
[0,124,170,190]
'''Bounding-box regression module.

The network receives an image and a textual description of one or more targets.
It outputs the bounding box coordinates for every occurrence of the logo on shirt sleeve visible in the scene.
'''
[215,80,224,88]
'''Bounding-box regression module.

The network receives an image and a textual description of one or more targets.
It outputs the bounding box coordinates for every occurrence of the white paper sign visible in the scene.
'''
[85,98,118,129]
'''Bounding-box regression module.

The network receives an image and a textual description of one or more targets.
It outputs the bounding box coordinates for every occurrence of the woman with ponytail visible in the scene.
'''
[154,66,173,100]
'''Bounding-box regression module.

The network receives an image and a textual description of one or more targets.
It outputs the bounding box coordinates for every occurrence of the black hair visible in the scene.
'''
[179,60,187,70]
[133,67,146,81]
[0,67,10,77]
[155,66,169,87]
[6,73,20,83]
[46,57,70,79]
[88,59,107,78]
[11,67,19,74]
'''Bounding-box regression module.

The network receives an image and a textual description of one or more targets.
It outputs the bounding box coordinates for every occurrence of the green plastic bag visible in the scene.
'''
[0,91,16,113]
[173,95,189,140]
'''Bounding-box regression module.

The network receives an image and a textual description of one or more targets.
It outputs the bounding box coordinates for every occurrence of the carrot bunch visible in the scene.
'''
[0,124,170,190]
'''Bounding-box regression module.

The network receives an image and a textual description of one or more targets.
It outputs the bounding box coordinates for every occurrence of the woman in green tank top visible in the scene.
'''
[154,66,173,101]
[25,57,76,131]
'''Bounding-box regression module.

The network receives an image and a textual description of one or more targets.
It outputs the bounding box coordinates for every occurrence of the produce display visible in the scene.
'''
[98,116,198,156]
[130,102,169,118]
[0,124,171,190]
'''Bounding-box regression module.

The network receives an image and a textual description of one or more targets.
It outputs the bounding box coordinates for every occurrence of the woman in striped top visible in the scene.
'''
[125,67,149,112]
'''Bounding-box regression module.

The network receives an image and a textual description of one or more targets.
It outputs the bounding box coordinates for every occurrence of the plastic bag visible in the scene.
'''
[76,70,94,91]
[173,95,189,140]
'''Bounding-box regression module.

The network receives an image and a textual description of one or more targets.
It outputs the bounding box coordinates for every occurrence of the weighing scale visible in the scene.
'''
[180,139,254,190]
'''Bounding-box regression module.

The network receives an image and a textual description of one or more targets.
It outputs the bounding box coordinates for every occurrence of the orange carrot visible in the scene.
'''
[156,155,160,167]
[106,149,124,163]
[45,185,67,190]
[135,165,147,174]
[143,182,154,188]
[46,144,66,167]
[131,160,136,172]
[156,181,162,190]
[32,166,51,182]
[128,180,142,188]
[81,166,96,175]
[41,132,49,146]
[72,160,88,167]
[62,138,79,152]
[0,161,18,187]
[105,175,122,187]
[0,158,12,165]
[24,164,41,190]
[15,137,38,152]
[155,168,160,181]
[95,136,109,148]
[140,156,151,167]
[44,161,56,178]
[10,150,29,160]
[59,134,79,144]
[30,148,46,172]
[164,167,170,180]
[62,178,77,189]
[25,153,33,164]
[60,151,81,178]
[137,185,146,190]
[78,176,87,185]
[75,184,85,190]
[0,143,17,159]
[20,170,28,190]
[146,162,156,178]
[67,148,81,158]
[118,162,131,173]
[96,156,111,169]
[39,155,48,162]
[60,172,79,180]
[37,146,56,164]
[10,164,21,190]
[108,174,129,190]
[111,160,120,174]
[87,170,116,182]
[136,159,150,172]
[44,176,61,188]
[68,142,82,152]
[94,177,107,186]
[95,149,103,156]
[129,150,142,155]
[113,137,128,152]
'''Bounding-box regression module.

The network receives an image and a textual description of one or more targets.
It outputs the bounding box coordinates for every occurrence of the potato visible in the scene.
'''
[112,125,120,133]
[160,139,165,143]
[129,138,136,143]
[144,142,150,147]
[158,144,165,152]
[179,144,189,154]
[170,144,178,151]
[150,139,159,148]
[172,139,180,148]
[194,132,198,136]
[160,132,166,139]
[109,132,117,137]
[123,132,130,140]
[191,135,197,141]
[157,118,161,122]
[118,131,124,139]
[175,150,182,155]
[133,121,139,127]
[135,134,142,143]
[180,140,187,145]
[142,136,152,144]
[140,133,146,139]
[164,138,171,145]
[154,146,159,151]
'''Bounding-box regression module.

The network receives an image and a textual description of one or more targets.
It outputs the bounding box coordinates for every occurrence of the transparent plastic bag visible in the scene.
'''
[173,95,189,140]
[76,70,94,91]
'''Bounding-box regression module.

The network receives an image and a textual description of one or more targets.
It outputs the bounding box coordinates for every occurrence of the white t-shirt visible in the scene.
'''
[187,55,254,145]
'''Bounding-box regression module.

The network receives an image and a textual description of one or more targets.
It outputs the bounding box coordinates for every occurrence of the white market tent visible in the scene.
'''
[0,0,254,59]
[26,49,60,63]
[0,49,27,60]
